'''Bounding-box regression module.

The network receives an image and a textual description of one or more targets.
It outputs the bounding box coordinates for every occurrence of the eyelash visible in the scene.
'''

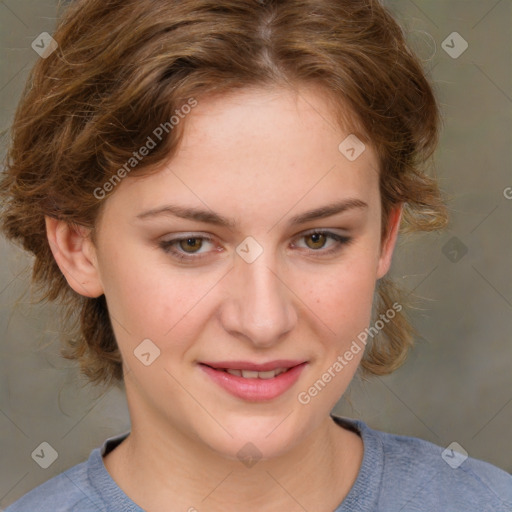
[158,230,353,263]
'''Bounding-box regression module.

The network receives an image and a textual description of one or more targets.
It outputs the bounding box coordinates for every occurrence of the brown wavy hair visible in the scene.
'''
[0,0,448,389]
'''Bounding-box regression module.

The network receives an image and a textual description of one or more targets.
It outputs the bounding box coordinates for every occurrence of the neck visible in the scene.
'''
[104,411,363,512]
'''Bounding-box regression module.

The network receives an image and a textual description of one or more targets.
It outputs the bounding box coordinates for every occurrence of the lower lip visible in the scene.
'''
[199,363,307,402]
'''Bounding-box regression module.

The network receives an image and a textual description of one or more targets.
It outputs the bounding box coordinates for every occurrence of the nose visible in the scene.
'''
[219,247,297,348]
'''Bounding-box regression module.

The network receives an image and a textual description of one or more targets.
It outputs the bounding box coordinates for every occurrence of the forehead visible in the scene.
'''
[179,85,369,158]
[100,85,380,228]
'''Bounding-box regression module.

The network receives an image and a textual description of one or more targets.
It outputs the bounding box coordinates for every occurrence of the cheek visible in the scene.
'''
[101,257,233,369]
[303,252,380,344]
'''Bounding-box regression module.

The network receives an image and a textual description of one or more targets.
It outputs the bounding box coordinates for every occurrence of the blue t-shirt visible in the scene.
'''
[4,414,512,511]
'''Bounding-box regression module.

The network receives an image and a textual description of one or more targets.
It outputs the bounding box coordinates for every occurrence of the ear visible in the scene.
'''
[376,204,403,279]
[45,216,104,298]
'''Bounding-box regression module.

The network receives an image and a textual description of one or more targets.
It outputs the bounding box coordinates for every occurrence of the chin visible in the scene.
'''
[194,409,310,462]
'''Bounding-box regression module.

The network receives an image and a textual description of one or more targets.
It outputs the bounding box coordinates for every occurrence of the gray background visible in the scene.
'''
[1,0,511,507]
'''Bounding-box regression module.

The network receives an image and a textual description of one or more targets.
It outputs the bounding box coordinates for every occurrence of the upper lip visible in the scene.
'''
[200,360,306,372]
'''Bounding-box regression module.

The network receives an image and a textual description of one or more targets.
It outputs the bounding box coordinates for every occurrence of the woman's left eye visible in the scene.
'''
[292,230,353,255]
[158,230,352,262]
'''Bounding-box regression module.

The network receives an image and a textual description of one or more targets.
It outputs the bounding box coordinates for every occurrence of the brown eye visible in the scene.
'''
[158,234,215,261]
[293,230,353,257]
[178,237,203,253]
[304,232,328,250]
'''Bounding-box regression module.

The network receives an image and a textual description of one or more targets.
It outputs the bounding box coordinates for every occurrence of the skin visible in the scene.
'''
[46,85,402,512]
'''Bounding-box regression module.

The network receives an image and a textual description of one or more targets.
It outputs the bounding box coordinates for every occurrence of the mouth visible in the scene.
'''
[217,367,289,379]
[198,360,308,401]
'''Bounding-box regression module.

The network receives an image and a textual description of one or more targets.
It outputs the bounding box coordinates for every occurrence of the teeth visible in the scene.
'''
[258,370,278,380]
[225,367,288,379]
[241,370,259,379]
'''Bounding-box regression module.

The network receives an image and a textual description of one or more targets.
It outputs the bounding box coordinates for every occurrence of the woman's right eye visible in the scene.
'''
[158,235,216,262]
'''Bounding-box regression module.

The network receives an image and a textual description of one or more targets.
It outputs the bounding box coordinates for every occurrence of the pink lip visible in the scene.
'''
[199,362,308,402]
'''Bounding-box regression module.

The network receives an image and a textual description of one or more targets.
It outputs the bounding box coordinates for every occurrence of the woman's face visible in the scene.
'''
[84,85,400,459]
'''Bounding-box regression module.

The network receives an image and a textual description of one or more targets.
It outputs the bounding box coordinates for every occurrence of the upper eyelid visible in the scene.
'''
[160,229,348,244]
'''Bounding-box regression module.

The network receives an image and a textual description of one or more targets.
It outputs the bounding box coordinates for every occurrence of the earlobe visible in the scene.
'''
[45,216,104,298]
[376,204,403,280]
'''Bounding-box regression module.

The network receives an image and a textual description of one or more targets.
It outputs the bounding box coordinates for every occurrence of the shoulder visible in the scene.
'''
[4,431,132,512]
[3,458,104,512]
[371,423,512,511]
[333,415,512,512]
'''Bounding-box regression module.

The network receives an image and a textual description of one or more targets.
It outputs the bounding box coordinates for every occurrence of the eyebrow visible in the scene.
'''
[136,198,368,229]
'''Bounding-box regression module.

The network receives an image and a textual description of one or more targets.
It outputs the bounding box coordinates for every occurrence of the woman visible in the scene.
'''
[1,0,511,511]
